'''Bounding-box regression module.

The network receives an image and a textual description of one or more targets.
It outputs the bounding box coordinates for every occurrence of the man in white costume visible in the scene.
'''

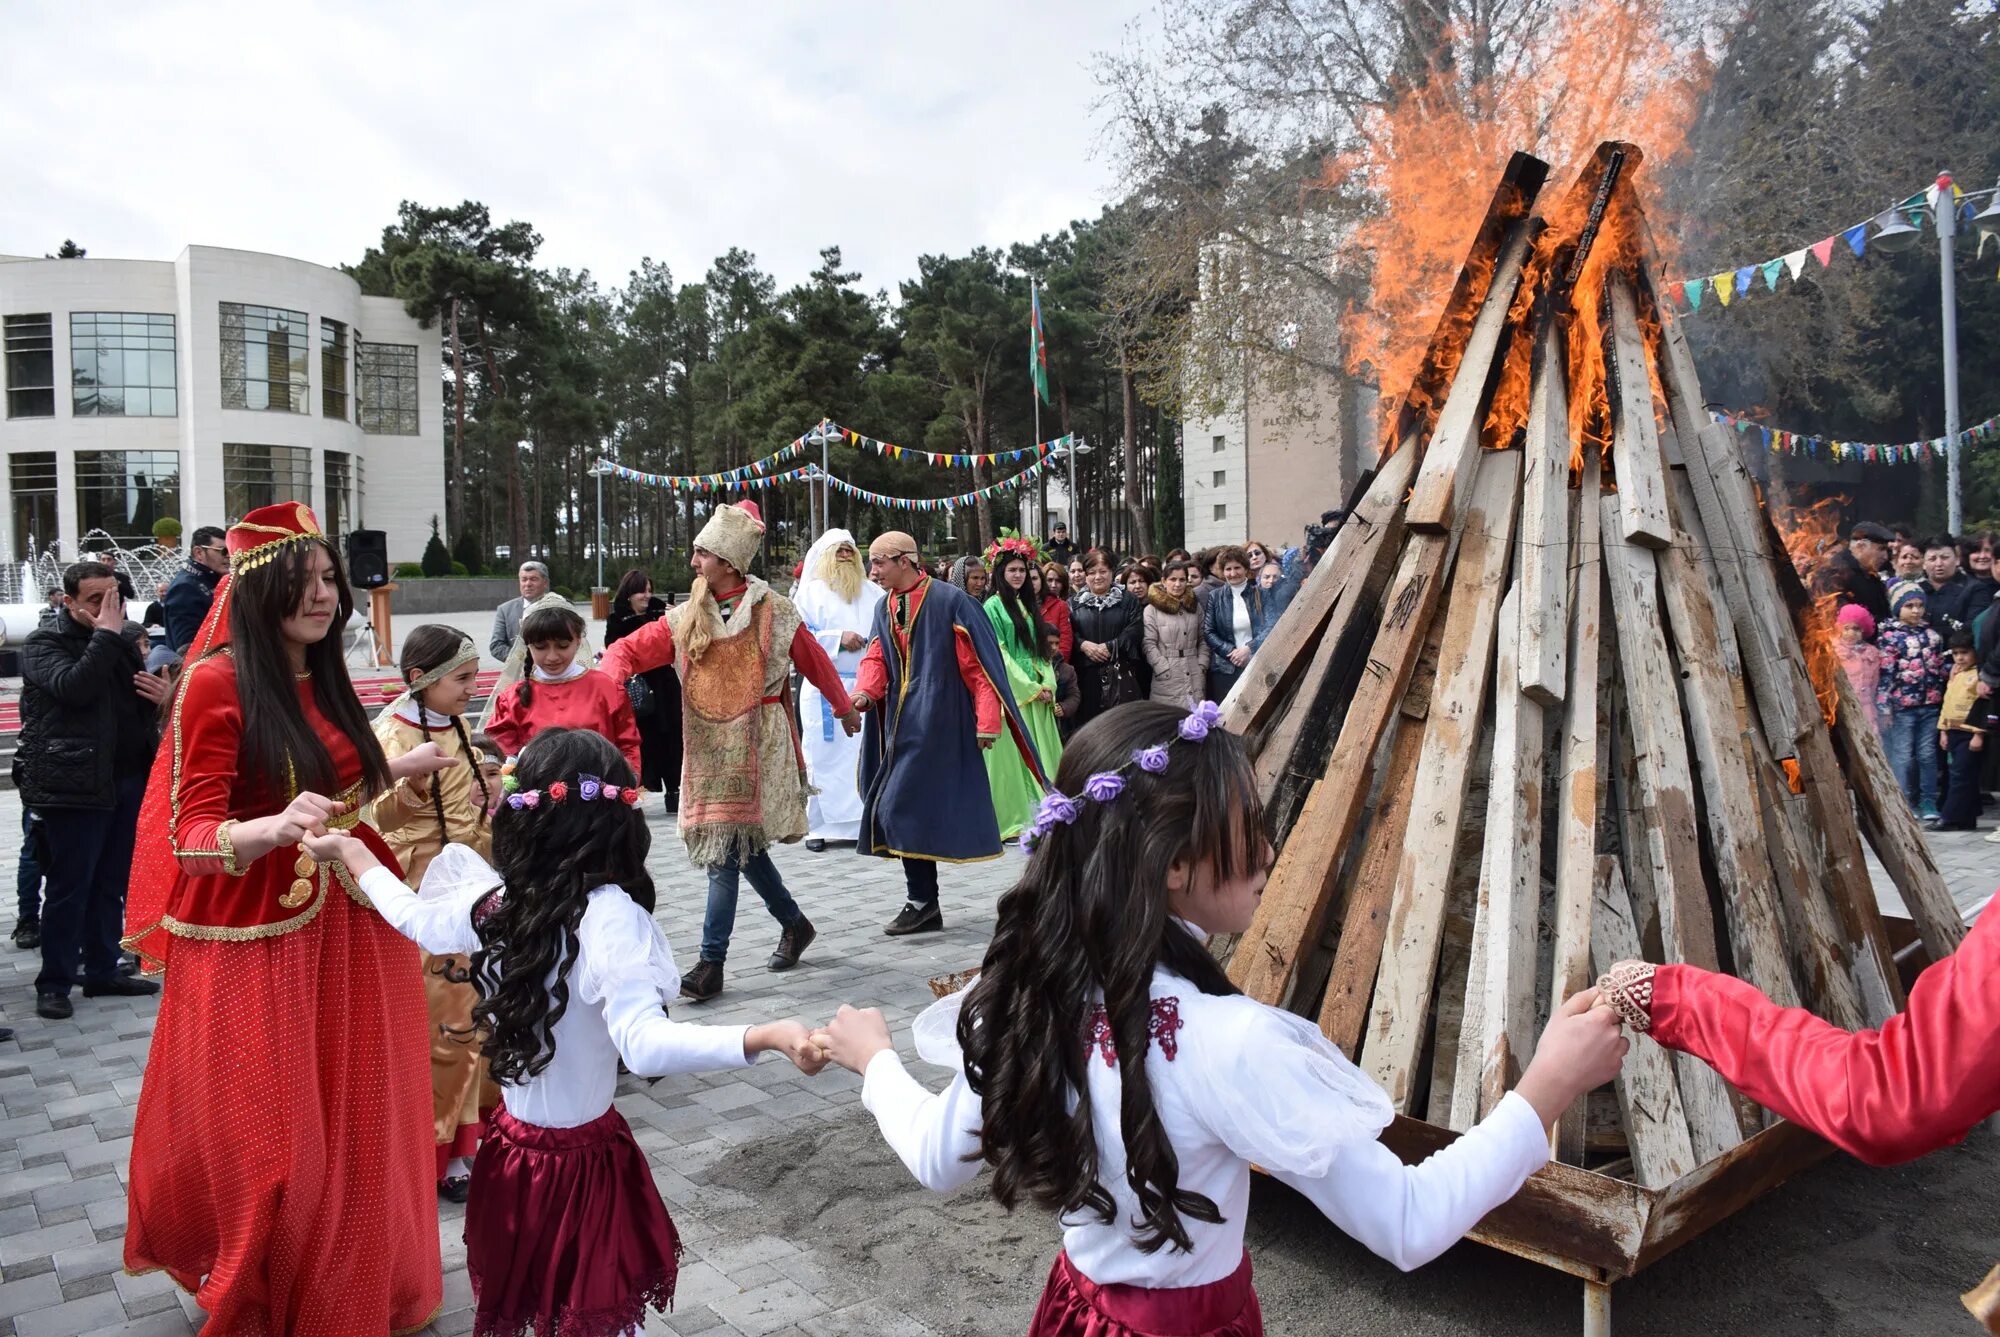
[793,529,884,850]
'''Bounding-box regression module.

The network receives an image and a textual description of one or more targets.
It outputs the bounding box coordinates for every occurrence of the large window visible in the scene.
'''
[357,341,419,434]
[321,318,349,420]
[324,450,354,538]
[9,454,57,559]
[71,313,177,417]
[220,303,309,412]
[223,443,311,518]
[4,315,55,418]
[76,450,180,548]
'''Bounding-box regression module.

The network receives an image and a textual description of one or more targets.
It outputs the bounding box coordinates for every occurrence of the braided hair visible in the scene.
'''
[397,624,491,847]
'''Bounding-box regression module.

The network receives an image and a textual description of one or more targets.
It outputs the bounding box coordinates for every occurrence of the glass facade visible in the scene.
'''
[321,318,349,420]
[324,450,354,538]
[76,450,181,548]
[71,313,178,417]
[357,341,419,435]
[219,303,310,412]
[4,315,55,418]
[223,443,312,518]
[9,453,57,559]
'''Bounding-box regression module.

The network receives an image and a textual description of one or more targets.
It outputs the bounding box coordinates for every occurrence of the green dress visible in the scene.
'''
[982,594,1063,838]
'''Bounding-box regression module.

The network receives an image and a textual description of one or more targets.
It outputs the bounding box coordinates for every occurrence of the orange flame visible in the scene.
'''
[1780,757,1803,795]
[1771,496,1848,727]
[1321,0,1707,435]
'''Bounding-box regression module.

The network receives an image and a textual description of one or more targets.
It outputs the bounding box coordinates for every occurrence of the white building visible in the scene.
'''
[0,245,444,564]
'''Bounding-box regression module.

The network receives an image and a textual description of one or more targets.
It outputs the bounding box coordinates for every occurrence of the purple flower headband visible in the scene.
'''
[1019,700,1222,853]
[499,772,644,811]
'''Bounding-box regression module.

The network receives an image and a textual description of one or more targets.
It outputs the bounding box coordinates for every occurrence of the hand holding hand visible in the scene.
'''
[267,792,350,847]
[390,742,455,783]
[132,670,172,705]
[978,734,996,751]
[814,1004,894,1075]
[1515,987,1630,1131]
[840,710,863,737]
[300,830,379,875]
[747,1020,828,1076]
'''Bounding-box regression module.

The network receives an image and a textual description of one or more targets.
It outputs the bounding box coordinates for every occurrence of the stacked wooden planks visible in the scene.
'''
[1216,142,1963,1190]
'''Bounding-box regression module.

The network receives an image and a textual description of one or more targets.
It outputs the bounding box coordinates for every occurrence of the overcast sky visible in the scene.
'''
[2,1,1148,297]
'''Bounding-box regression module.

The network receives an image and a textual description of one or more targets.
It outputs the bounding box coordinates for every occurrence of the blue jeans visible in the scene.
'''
[701,848,804,964]
[1941,732,1981,828]
[36,776,145,996]
[1884,706,1941,814]
[16,808,44,924]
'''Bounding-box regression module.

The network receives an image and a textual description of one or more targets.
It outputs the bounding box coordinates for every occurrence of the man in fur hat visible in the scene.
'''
[793,530,884,851]
[598,500,856,1001]
[848,531,1043,936]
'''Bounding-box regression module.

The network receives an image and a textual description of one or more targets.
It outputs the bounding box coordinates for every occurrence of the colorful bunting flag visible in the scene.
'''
[1760,258,1784,291]
[1709,408,2000,465]
[1685,277,1705,310]
[1842,224,1868,257]
[1715,272,1736,306]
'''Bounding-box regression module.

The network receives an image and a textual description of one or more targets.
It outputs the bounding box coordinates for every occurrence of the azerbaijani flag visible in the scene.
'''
[1030,282,1051,406]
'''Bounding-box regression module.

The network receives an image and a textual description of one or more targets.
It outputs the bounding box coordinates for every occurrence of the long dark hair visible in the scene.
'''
[399,624,491,844]
[514,605,587,709]
[1043,562,1071,601]
[471,729,656,1083]
[227,538,391,801]
[959,702,1266,1253]
[612,567,652,609]
[991,551,1049,661]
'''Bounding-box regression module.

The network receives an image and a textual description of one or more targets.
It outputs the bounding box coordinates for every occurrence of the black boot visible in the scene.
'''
[884,900,943,936]
[768,917,815,971]
[680,958,723,1001]
[11,917,38,951]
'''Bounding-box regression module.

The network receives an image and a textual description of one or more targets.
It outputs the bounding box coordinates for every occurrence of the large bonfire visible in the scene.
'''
[1215,142,1964,1316]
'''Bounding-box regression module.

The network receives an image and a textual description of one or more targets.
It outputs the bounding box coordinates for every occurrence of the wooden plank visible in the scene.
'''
[1224,444,1414,743]
[1743,723,1869,1030]
[1448,771,1495,1134]
[1655,536,1803,1010]
[1424,799,1486,1127]
[1606,276,1673,550]
[1404,221,1538,533]
[1249,443,1418,830]
[1600,499,1744,1162]
[1829,668,1968,960]
[1315,711,1427,1058]
[1518,323,1572,705]
[1360,451,1523,1105]
[1682,422,1802,755]
[1226,527,1458,1006]
[1634,1120,1834,1271]
[1476,586,1544,1118]
[1591,856,1698,1189]
[1547,450,1603,1163]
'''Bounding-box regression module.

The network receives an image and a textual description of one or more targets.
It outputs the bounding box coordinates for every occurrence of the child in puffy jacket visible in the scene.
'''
[1876,584,1948,823]
[1835,602,1882,733]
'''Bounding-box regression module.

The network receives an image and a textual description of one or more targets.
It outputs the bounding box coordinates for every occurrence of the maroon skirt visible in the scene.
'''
[465,1104,681,1337]
[1028,1250,1262,1337]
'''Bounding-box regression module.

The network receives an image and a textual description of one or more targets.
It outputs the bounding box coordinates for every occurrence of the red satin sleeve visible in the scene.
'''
[483,686,530,760]
[856,637,887,705]
[170,658,246,877]
[953,626,1001,738]
[597,613,675,685]
[1649,897,2000,1166]
[787,623,852,715]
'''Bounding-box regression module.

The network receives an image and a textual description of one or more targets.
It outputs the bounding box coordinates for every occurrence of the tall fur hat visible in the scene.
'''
[694,500,765,574]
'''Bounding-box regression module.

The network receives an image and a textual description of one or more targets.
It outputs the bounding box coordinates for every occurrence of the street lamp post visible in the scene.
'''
[588,460,613,591]
[1937,173,1963,536]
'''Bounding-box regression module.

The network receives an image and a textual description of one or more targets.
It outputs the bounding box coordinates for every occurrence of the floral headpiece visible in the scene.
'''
[983,532,1046,571]
[498,772,644,810]
[1019,700,1223,853]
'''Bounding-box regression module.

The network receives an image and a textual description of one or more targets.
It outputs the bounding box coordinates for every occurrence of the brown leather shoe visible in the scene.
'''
[767,917,815,972]
[680,958,723,1001]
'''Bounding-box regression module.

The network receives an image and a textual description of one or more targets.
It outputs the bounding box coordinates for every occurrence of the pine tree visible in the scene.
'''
[421,515,453,577]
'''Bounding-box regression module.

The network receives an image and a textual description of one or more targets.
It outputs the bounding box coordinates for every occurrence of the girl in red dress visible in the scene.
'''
[123,502,456,1336]
[484,604,642,776]
[815,702,1629,1337]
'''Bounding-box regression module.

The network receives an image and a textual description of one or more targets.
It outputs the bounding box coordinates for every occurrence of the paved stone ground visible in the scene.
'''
[0,785,1987,1336]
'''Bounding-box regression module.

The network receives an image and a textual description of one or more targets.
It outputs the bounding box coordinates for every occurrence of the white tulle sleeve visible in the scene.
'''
[576,890,751,1078]
[359,864,482,957]
[861,987,984,1192]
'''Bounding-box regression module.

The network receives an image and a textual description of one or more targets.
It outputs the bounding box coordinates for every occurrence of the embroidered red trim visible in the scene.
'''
[1081,997,1183,1067]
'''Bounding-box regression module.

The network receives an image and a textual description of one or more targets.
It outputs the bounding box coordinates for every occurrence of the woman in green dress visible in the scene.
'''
[981,541,1063,838]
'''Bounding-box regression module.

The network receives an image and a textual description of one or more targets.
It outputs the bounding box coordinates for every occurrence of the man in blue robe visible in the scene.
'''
[846,531,1044,935]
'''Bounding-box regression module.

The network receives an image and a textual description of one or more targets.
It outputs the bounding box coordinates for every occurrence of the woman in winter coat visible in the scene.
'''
[1202,545,1279,702]
[1142,561,1209,706]
[1066,548,1142,729]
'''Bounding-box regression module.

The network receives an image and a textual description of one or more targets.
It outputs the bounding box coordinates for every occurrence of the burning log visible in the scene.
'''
[1217,141,1964,1327]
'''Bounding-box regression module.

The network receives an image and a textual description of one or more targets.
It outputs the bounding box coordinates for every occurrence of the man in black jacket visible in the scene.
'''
[160,525,226,655]
[19,562,169,1020]
[1920,535,1981,638]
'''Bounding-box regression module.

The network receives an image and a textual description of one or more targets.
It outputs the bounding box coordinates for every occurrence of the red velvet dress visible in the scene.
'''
[123,654,442,1335]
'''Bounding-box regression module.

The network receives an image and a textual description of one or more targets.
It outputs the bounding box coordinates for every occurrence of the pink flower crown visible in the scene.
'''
[984,535,1046,569]
[1019,700,1222,854]
[498,772,643,810]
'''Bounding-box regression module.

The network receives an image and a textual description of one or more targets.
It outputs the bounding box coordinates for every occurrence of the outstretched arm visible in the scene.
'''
[598,614,676,684]
[1625,900,2000,1166]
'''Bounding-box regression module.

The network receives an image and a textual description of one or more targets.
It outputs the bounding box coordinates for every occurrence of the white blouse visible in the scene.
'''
[862,962,1550,1288]
[1226,583,1253,650]
[359,865,753,1129]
